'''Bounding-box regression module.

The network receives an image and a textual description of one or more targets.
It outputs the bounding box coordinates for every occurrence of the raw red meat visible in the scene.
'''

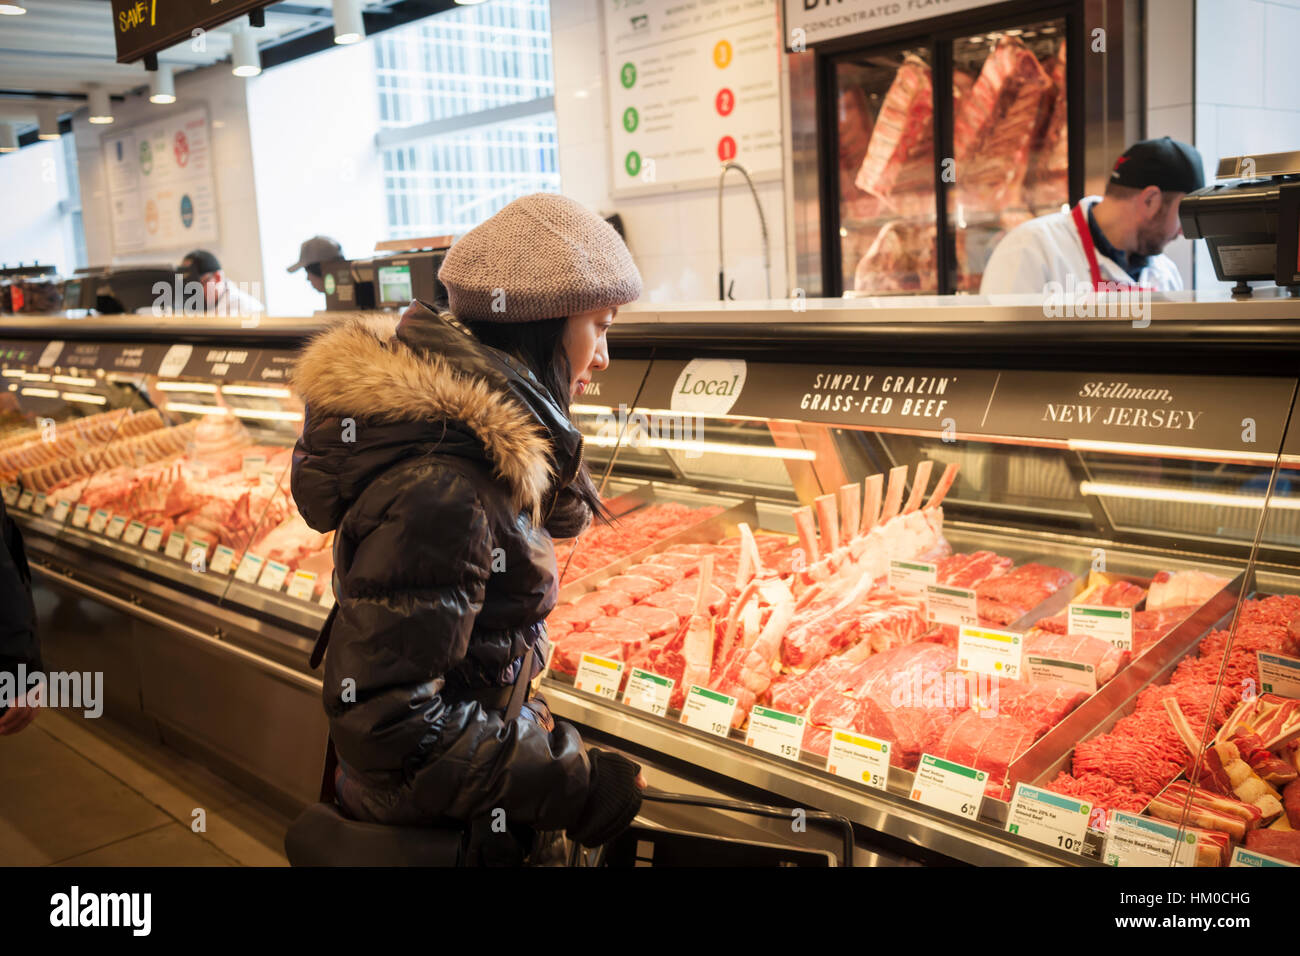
[1071,733,1186,797]
[975,562,1074,625]
[934,712,1037,797]
[640,589,697,621]
[552,502,723,579]
[622,562,683,588]
[854,53,934,215]
[1046,771,1150,814]
[1244,829,1300,865]
[601,574,661,603]
[992,678,1089,737]
[1024,631,1127,686]
[936,550,1013,589]
[615,604,679,639]
[573,588,632,616]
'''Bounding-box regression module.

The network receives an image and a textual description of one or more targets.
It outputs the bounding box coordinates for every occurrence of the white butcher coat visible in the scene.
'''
[979,196,1184,295]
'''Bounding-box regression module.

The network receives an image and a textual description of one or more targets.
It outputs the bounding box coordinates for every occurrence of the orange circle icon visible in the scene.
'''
[713,40,732,68]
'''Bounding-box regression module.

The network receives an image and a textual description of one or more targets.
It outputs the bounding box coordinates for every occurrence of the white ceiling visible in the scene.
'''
[0,1,392,132]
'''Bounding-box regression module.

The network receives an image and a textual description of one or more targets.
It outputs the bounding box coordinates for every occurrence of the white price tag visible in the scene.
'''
[622,668,674,716]
[186,540,211,567]
[104,515,127,539]
[1006,783,1091,855]
[826,727,891,790]
[33,493,48,516]
[1068,603,1133,651]
[257,559,290,591]
[88,509,111,533]
[242,454,266,477]
[258,469,277,492]
[16,490,34,511]
[574,653,624,699]
[209,545,238,575]
[142,526,165,551]
[53,499,72,523]
[234,552,265,583]
[1229,846,1297,868]
[745,705,804,760]
[1,484,18,506]
[1103,810,1198,867]
[1258,651,1300,698]
[319,576,335,607]
[911,753,987,820]
[958,625,1024,680]
[1026,655,1098,695]
[164,532,187,559]
[72,503,91,528]
[890,559,936,595]
[926,584,978,627]
[680,685,736,737]
[122,520,147,546]
[286,570,318,601]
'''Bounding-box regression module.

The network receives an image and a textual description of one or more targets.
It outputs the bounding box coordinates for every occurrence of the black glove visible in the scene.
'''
[567,748,643,848]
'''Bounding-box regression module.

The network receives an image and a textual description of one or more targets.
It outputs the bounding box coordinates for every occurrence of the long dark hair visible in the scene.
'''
[461,316,610,525]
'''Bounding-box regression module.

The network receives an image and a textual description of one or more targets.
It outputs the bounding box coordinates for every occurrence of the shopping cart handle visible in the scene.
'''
[639,788,855,866]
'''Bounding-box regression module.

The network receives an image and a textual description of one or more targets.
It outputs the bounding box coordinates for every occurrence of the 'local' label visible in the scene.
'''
[242,454,266,477]
[209,545,238,575]
[142,526,164,551]
[1026,655,1098,695]
[958,625,1024,680]
[926,584,978,627]
[1,484,18,506]
[623,668,673,716]
[33,493,48,516]
[105,515,127,539]
[164,532,187,559]
[1103,810,1198,867]
[235,552,265,583]
[257,559,290,591]
[745,705,803,760]
[1006,783,1091,855]
[1229,846,1297,868]
[286,570,318,601]
[52,499,72,523]
[16,490,34,511]
[681,685,736,737]
[574,654,624,699]
[1069,603,1133,651]
[1258,651,1300,698]
[911,753,986,820]
[827,728,890,790]
[88,509,111,534]
[72,503,91,528]
[122,520,146,546]
[890,560,936,595]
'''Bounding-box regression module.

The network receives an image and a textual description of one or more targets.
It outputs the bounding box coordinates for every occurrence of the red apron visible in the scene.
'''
[1070,203,1153,293]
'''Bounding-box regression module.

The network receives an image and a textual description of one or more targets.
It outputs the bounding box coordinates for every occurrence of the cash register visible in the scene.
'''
[1178,149,1300,295]
[322,238,451,312]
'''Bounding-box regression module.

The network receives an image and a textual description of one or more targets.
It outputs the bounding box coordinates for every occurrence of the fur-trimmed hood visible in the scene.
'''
[290,303,584,529]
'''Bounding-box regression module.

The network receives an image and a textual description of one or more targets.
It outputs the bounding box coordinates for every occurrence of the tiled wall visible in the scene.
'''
[550,0,790,304]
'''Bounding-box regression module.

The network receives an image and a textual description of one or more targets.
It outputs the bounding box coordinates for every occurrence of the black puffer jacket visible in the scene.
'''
[291,303,609,832]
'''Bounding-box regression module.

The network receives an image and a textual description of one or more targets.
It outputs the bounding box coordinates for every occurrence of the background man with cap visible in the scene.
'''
[180,249,265,315]
[980,137,1205,295]
[287,236,343,296]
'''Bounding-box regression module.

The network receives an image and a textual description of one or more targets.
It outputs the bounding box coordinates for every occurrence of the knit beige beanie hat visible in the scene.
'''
[437,193,642,322]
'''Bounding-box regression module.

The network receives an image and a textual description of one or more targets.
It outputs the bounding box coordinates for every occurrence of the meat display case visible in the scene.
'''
[3,294,1300,866]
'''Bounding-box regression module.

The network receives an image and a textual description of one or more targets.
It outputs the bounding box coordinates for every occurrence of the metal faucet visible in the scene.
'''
[717,161,772,301]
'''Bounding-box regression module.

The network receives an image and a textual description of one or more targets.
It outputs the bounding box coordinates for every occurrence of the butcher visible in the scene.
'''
[980,137,1205,295]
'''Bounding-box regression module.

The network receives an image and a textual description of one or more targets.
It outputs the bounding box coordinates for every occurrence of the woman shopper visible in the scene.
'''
[290,194,645,863]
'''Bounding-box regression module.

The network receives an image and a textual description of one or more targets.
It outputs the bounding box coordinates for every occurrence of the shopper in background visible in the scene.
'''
[290,194,645,863]
[0,495,41,735]
[980,137,1205,295]
[179,249,266,315]
[286,236,343,296]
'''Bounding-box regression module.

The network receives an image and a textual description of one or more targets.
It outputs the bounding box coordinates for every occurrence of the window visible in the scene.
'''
[373,0,559,239]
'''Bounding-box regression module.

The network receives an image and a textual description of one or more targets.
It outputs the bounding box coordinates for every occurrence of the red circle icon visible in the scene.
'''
[174,131,190,167]
[717,135,737,162]
[715,88,735,116]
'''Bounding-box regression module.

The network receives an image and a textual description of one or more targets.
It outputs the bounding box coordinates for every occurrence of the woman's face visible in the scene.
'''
[563,307,615,399]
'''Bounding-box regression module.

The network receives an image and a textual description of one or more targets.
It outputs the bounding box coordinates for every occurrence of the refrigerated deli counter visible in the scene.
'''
[3,294,1300,867]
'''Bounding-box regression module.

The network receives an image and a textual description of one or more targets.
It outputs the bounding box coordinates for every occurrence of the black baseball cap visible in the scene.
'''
[181,249,221,280]
[1110,137,1205,194]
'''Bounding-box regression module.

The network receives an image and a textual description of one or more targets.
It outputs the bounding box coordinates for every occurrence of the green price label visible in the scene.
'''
[139,140,153,175]
[620,62,636,88]
[624,151,642,176]
[622,106,639,132]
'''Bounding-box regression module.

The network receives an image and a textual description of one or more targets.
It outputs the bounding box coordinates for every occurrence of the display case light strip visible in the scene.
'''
[163,401,228,416]
[583,433,817,461]
[19,387,60,398]
[156,381,218,393]
[1,368,25,378]
[52,375,95,387]
[1068,438,1276,464]
[220,385,293,398]
[228,407,304,423]
[20,372,51,382]
[60,392,107,405]
[1079,480,1300,511]
[570,403,614,415]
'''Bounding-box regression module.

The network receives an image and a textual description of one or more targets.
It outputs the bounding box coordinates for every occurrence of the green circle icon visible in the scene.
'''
[324,273,336,294]
[623,106,639,132]
[139,140,153,175]
[620,62,636,88]
[624,151,641,177]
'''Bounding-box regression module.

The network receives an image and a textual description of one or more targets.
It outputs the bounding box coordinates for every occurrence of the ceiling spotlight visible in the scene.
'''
[333,0,366,45]
[0,3,28,15]
[88,86,114,124]
[37,107,61,141]
[149,64,176,104]
[231,27,261,77]
[0,125,17,153]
